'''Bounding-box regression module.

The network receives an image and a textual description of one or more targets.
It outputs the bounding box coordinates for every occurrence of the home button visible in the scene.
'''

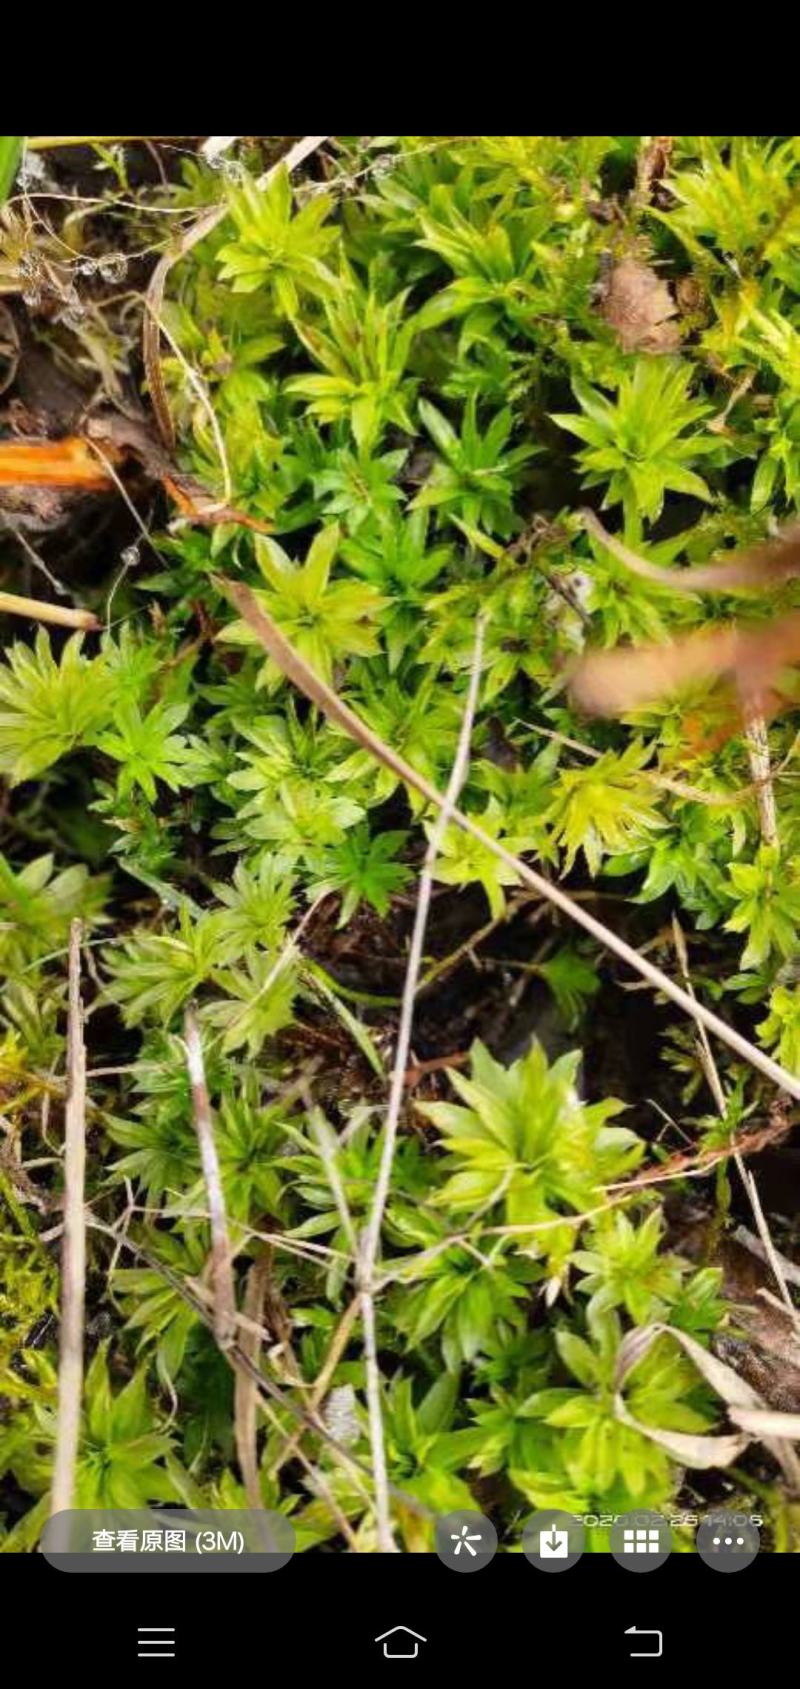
[374,1626,428,1660]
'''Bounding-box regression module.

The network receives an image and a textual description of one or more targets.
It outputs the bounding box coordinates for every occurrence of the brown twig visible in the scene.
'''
[633,136,673,209]
[270,1293,361,1479]
[416,891,543,995]
[604,1114,794,1193]
[737,1160,800,1332]
[183,1007,236,1348]
[2,512,70,597]
[671,916,727,1116]
[404,1050,471,1087]
[733,1225,800,1291]
[234,1252,271,1509]
[256,1392,362,1551]
[215,575,800,1103]
[50,920,87,1516]
[743,713,778,847]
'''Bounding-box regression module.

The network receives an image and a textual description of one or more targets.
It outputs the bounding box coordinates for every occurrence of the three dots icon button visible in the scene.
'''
[695,1513,760,1571]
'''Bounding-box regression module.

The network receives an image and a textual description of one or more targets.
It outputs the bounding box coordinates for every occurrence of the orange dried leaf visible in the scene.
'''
[0,436,122,489]
[163,474,273,535]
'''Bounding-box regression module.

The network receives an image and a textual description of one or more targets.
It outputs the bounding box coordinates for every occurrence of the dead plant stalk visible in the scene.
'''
[234,1255,270,1510]
[183,1008,236,1348]
[744,713,778,847]
[51,920,87,1516]
[357,615,486,1554]
[0,590,97,631]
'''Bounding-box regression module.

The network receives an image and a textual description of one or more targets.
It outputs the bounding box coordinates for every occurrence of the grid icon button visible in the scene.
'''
[611,1512,671,1571]
[622,1527,660,1553]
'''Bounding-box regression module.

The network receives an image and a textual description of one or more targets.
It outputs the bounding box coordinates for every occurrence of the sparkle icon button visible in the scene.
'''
[434,1510,498,1572]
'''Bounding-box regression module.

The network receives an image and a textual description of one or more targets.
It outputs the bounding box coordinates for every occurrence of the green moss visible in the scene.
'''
[3,136,800,1551]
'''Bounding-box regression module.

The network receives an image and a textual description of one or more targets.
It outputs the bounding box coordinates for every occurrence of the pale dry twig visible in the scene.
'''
[183,1007,237,1348]
[51,921,87,1516]
[356,615,486,1553]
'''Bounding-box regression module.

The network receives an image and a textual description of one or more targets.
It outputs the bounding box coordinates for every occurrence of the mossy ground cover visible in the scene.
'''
[1,135,800,1553]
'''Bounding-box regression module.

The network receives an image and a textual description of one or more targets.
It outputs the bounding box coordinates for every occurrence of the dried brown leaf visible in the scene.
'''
[616,1321,764,1409]
[614,1320,800,1484]
[613,1324,749,1467]
[599,257,680,354]
[614,1395,748,1467]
